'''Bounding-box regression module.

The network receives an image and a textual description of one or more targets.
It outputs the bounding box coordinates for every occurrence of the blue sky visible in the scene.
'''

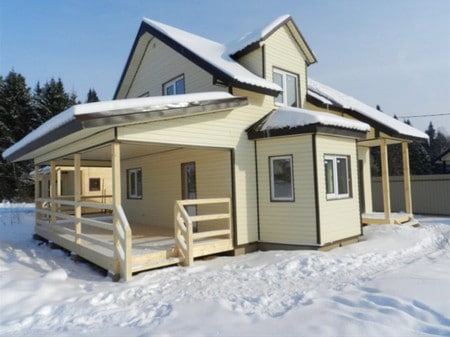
[1,0,449,133]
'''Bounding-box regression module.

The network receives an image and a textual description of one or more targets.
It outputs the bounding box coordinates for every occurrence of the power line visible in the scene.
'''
[396,113,450,118]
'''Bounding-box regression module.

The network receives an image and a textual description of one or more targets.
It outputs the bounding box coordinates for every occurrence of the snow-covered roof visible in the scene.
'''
[3,92,247,163]
[247,106,370,139]
[226,15,316,65]
[307,79,429,141]
[118,18,282,97]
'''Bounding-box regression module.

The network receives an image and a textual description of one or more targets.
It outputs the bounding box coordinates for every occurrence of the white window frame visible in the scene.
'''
[163,75,185,96]
[272,68,299,107]
[324,155,350,200]
[127,168,142,199]
[269,155,294,202]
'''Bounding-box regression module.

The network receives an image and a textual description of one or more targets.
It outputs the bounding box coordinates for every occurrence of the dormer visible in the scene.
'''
[227,15,317,108]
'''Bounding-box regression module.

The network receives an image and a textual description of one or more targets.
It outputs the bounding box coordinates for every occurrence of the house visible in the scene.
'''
[434,149,450,173]
[2,15,427,281]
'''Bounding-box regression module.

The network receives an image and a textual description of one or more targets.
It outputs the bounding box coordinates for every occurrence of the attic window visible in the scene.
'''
[273,69,298,107]
[163,75,185,95]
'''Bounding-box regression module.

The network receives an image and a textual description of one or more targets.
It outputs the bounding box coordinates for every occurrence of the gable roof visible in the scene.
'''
[3,92,247,163]
[114,18,283,99]
[227,15,317,65]
[247,106,370,139]
[307,79,429,142]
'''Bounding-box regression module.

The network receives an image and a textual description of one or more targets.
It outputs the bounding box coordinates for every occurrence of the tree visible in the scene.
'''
[33,78,78,125]
[425,121,450,173]
[86,88,99,103]
[0,71,36,200]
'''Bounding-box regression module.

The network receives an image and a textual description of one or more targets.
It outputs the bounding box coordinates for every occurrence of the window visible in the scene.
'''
[270,155,294,201]
[324,155,350,199]
[89,178,101,192]
[273,69,298,107]
[127,168,142,199]
[163,75,185,95]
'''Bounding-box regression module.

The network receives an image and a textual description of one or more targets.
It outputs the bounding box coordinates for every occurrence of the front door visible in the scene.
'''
[181,162,197,230]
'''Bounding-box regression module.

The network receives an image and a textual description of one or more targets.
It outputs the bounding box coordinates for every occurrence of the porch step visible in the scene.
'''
[399,218,420,227]
[132,256,182,273]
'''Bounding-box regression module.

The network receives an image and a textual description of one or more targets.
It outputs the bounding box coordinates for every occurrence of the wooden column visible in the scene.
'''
[74,154,82,244]
[34,165,40,227]
[379,138,392,223]
[50,161,57,231]
[402,142,413,214]
[111,142,122,279]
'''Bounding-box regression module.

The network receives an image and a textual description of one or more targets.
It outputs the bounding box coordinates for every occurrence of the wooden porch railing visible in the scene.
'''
[174,198,232,266]
[35,197,132,280]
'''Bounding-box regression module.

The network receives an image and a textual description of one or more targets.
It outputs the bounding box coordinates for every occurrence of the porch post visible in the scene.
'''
[34,165,41,227]
[379,138,392,223]
[50,161,57,232]
[402,142,413,214]
[74,154,82,244]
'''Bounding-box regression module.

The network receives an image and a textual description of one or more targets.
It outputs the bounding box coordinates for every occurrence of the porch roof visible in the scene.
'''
[247,106,370,139]
[307,79,429,142]
[3,92,247,163]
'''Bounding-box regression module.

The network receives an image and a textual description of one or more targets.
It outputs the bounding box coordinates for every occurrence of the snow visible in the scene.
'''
[2,91,238,161]
[143,18,281,93]
[1,206,449,336]
[258,106,371,132]
[226,14,290,56]
[308,78,429,140]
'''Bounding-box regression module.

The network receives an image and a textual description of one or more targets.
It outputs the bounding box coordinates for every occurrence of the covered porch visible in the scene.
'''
[359,136,417,226]
[33,140,235,281]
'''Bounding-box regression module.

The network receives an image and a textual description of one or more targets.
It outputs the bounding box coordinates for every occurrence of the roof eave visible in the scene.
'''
[306,94,428,143]
[4,95,248,163]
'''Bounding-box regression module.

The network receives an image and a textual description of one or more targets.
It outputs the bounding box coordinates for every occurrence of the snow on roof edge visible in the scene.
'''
[226,14,291,56]
[307,79,429,140]
[259,106,371,132]
[141,17,281,94]
[2,92,237,161]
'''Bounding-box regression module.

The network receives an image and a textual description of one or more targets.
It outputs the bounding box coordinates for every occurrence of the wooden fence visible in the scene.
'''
[372,174,450,215]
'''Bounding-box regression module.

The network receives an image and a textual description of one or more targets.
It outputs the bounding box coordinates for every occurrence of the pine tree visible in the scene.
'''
[86,88,99,103]
[33,78,77,125]
[0,71,36,200]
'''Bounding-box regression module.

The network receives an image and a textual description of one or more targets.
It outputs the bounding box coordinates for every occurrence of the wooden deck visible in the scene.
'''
[34,198,234,279]
[362,212,419,226]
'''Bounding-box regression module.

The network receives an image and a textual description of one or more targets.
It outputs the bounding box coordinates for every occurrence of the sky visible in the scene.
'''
[1,0,449,134]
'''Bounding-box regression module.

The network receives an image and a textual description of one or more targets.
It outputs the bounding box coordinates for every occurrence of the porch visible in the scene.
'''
[35,197,233,280]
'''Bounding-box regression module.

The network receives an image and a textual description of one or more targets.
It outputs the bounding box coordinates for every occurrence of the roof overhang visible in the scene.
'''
[247,107,369,140]
[228,15,317,66]
[3,92,248,163]
[114,19,281,100]
[307,93,428,143]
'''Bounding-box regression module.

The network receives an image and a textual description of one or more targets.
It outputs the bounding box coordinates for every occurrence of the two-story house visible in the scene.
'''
[3,15,427,280]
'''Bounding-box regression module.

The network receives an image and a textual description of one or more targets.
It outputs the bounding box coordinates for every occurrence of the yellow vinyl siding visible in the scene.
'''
[256,135,317,243]
[122,148,231,230]
[235,48,263,77]
[315,135,361,243]
[118,97,270,244]
[264,26,308,107]
[127,39,226,98]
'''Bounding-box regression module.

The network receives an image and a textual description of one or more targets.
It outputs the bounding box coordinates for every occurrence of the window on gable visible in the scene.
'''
[163,75,185,95]
[127,168,142,199]
[273,69,298,107]
[270,155,294,201]
[324,155,350,199]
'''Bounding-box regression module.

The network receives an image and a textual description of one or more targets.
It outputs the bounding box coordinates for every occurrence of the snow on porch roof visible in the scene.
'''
[136,18,282,96]
[247,106,370,139]
[307,79,429,141]
[3,92,247,163]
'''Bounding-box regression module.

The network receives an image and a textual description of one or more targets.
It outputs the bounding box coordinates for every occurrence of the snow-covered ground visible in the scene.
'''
[1,204,449,337]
